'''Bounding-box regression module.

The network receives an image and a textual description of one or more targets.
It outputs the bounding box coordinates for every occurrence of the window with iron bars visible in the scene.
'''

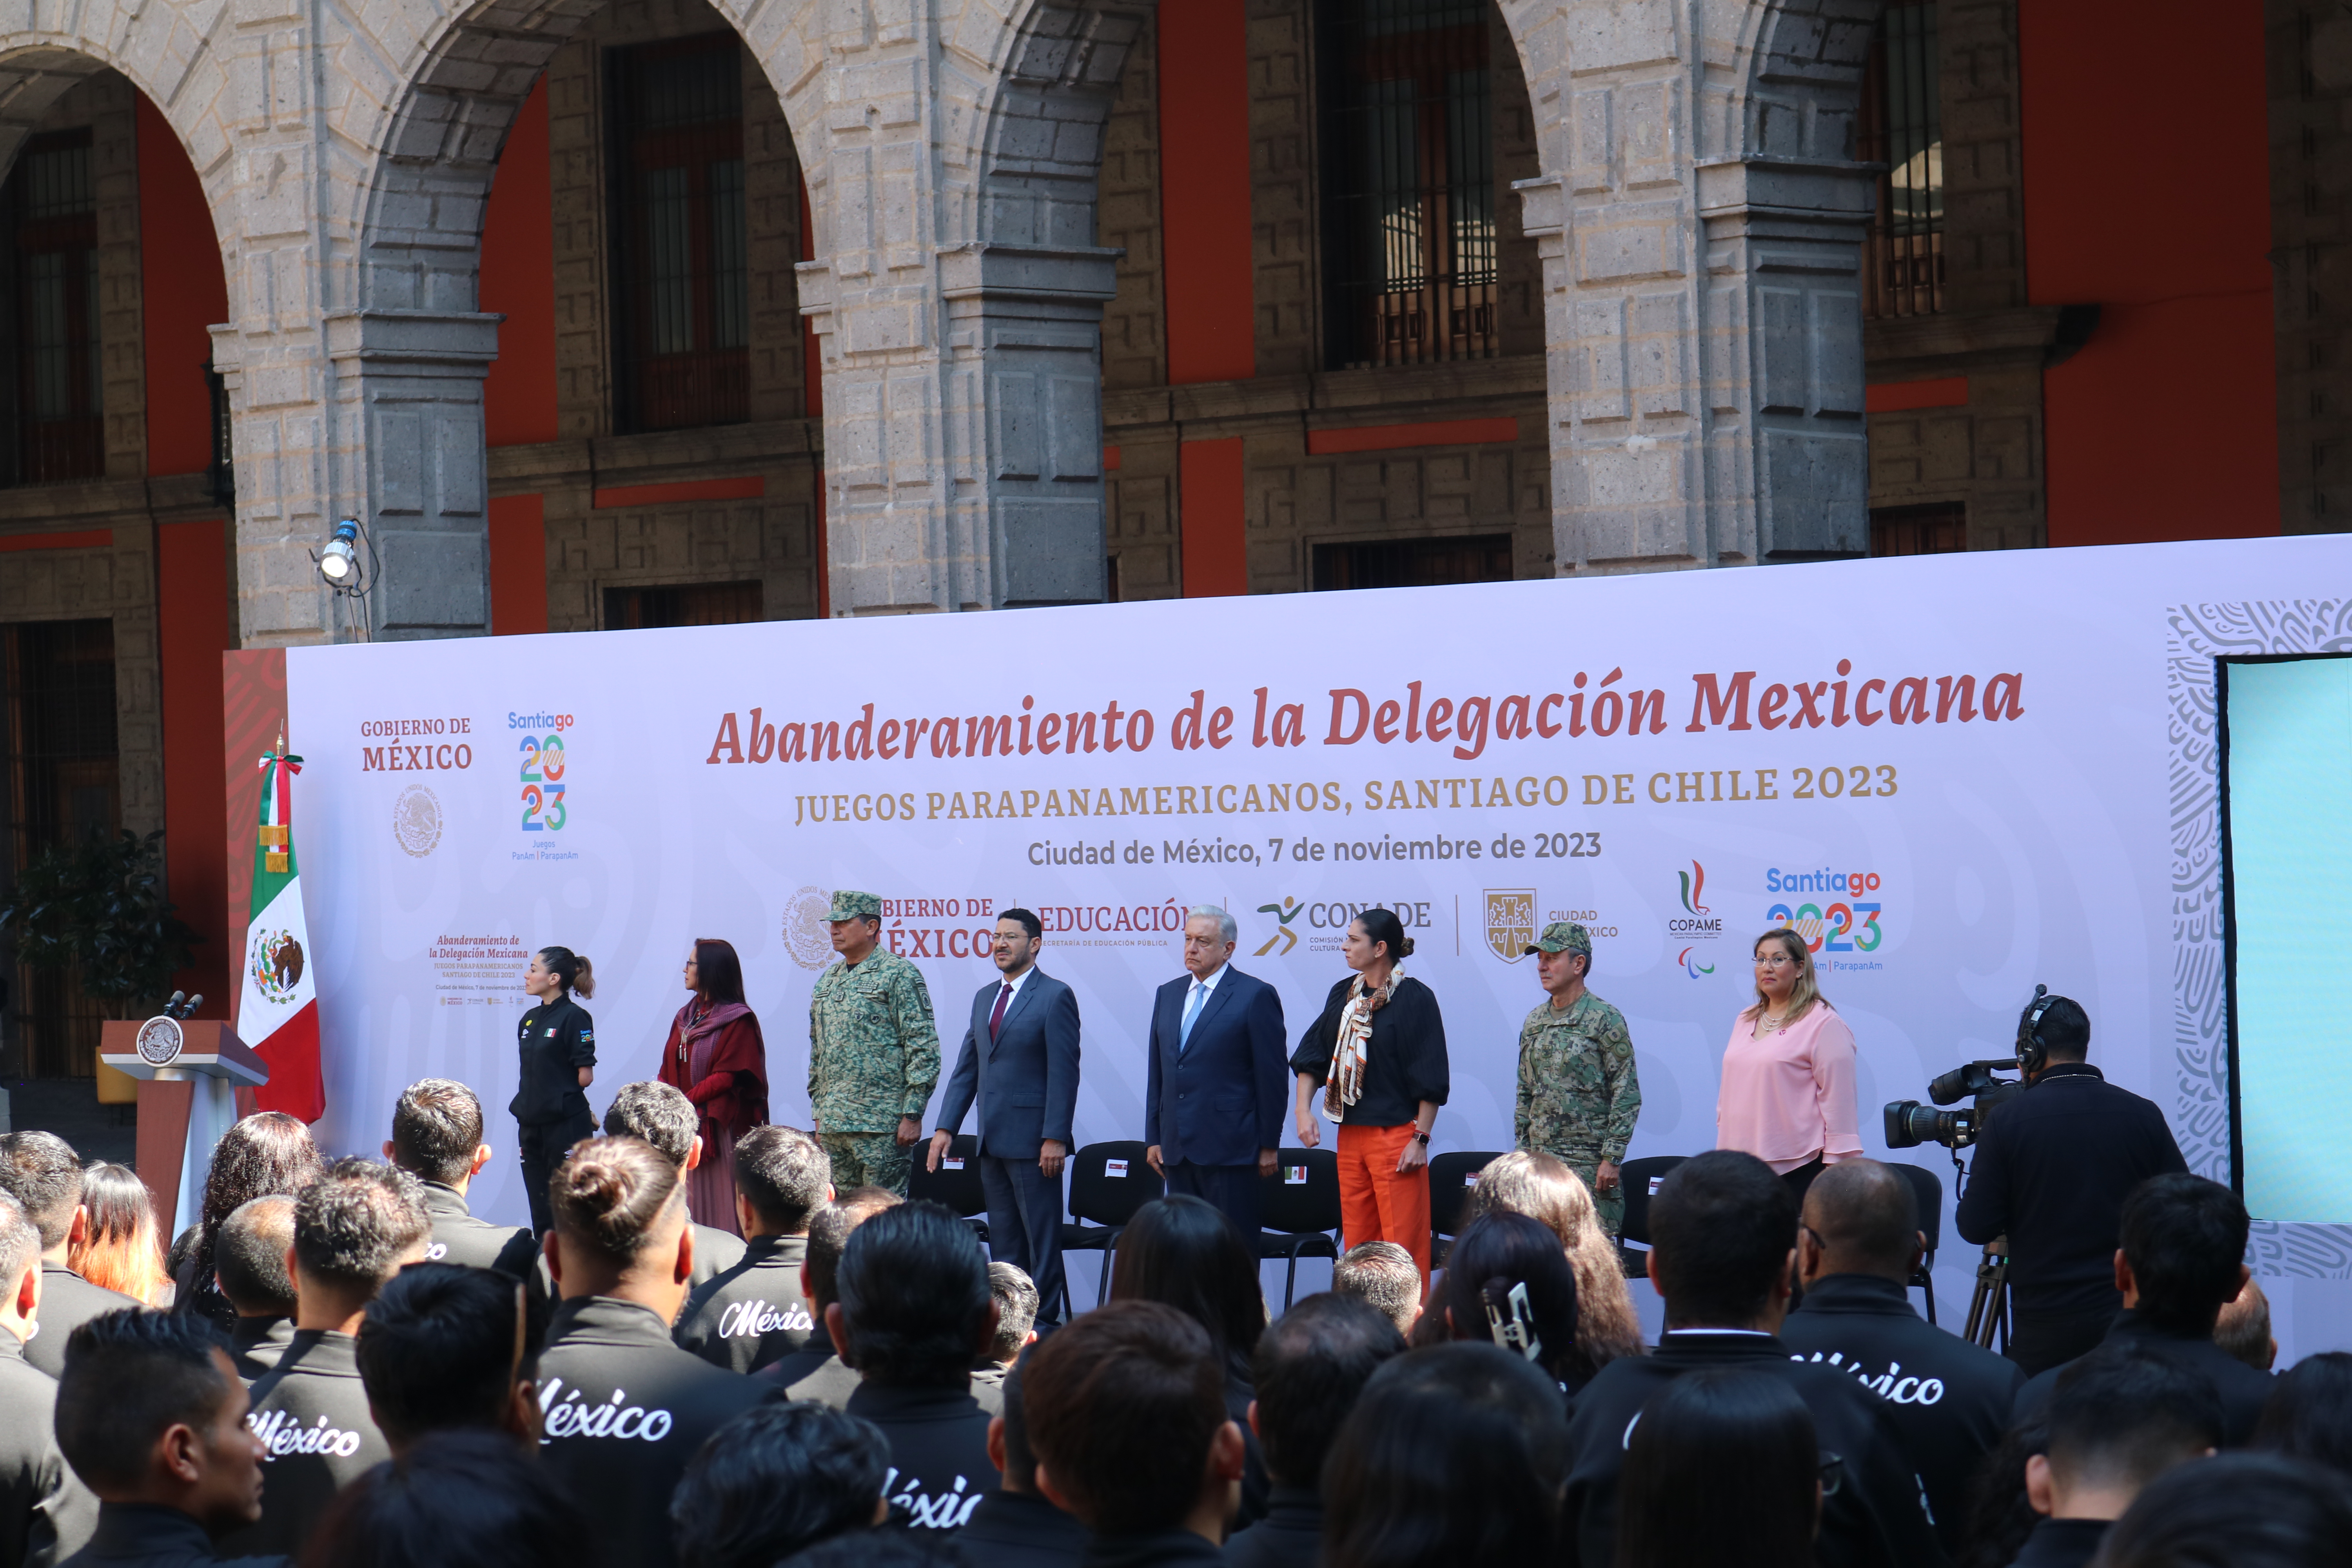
[607,35,751,433]
[0,132,104,485]
[1858,3,1943,319]
[1318,0,1497,369]
[1312,533,1513,590]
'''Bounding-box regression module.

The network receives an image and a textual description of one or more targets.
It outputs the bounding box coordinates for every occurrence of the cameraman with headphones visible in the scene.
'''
[1956,992,2189,1376]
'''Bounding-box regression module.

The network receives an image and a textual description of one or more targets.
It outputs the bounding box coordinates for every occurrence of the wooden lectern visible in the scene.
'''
[99,1018,269,1239]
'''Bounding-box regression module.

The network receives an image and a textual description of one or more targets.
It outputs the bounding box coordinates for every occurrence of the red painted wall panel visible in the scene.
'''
[157,520,232,1013]
[488,494,550,635]
[1158,2,1254,385]
[482,78,558,448]
[1180,438,1247,597]
[136,98,229,477]
[2022,0,2276,545]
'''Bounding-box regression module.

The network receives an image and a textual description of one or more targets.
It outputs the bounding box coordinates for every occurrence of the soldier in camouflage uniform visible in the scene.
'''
[808,889,941,1195]
[1515,921,1642,1236]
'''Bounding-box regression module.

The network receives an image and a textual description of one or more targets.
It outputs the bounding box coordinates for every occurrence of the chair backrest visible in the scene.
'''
[1891,1161,1944,1256]
[1068,1140,1164,1227]
[906,1132,987,1218]
[1617,1154,1690,1247]
[1259,1147,1341,1235]
[1428,1150,1503,1239]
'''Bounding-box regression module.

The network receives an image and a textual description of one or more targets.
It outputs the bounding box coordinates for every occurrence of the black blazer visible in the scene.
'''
[1144,966,1287,1168]
[511,996,596,1125]
[1291,974,1450,1127]
[1953,1063,2187,1314]
[935,968,1082,1158]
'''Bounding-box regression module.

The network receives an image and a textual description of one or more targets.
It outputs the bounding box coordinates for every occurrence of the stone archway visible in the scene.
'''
[1494,0,1883,572]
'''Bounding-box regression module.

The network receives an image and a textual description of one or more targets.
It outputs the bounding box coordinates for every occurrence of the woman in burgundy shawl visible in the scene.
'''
[658,937,769,1234]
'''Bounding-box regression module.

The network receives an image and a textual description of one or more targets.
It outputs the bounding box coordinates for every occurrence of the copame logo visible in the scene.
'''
[1669,860,1722,938]
[1678,861,1709,915]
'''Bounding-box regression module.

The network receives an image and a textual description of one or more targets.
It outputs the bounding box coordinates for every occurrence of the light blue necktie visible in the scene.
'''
[1179,981,1207,1054]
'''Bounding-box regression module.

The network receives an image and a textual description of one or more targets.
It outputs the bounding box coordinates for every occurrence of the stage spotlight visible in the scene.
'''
[319,519,361,585]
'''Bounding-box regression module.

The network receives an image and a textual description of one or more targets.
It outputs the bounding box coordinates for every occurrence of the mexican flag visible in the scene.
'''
[238,738,323,1121]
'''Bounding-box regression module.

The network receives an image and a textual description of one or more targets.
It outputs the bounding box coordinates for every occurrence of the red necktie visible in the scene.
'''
[989,982,1012,1042]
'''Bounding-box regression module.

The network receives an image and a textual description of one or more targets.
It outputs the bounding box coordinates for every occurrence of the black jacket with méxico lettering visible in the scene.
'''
[2013,1310,2276,1446]
[418,1183,541,1280]
[1953,1064,2188,1316]
[850,1383,997,1536]
[226,1318,294,1385]
[1564,1331,1948,1568]
[510,997,597,1125]
[58,1504,286,1568]
[217,1332,388,1561]
[954,1488,1086,1568]
[1779,1274,2025,1551]
[1079,1530,1225,1568]
[672,1235,813,1374]
[24,1266,138,1379]
[0,1330,96,1568]
[535,1296,770,1568]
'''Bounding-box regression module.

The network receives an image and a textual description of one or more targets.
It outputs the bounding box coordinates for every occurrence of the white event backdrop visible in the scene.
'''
[276,534,2352,1346]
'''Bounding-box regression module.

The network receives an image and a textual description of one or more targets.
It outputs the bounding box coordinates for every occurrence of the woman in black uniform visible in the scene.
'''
[513,946,597,1236]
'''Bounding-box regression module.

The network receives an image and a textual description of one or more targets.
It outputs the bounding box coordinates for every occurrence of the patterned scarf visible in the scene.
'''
[1325,962,1405,1118]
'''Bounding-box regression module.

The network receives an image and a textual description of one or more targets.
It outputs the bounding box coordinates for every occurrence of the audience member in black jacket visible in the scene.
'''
[209,1199,297,1386]
[1024,1303,1245,1568]
[51,1309,275,1568]
[1106,1196,1274,1528]
[385,1079,542,1283]
[1564,1151,1946,1568]
[759,1189,901,1399]
[0,1194,96,1568]
[2013,1174,2273,1444]
[951,1358,1085,1568]
[669,1401,892,1568]
[1225,1293,1403,1568]
[356,1264,544,1458]
[602,1084,749,1292]
[823,1203,1001,1536]
[536,1137,769,1568]
[2009,1344,2223,1568]
[1953,997,2187,1376]
[217,1161,433,1560]
[1780,1160,2025,1549]
[675,1126,831,1374]
[0,1133,140,1379]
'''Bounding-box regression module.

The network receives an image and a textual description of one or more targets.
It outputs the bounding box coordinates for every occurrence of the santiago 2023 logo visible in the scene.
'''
[1766,866,1886,955]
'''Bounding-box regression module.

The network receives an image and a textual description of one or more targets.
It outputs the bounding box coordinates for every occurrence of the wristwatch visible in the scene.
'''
[1410,1130,1431,1147]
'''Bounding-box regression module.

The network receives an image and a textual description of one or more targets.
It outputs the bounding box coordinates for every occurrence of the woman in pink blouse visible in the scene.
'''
[1715,928,1862,1203]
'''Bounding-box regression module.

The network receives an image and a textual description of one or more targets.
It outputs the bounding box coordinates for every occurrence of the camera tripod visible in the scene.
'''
[1963,1236,2011,1351]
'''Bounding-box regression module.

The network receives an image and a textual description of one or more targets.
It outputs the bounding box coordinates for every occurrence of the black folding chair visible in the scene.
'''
[1256,1147,1341,1309]
[1428,1149,1503,1268]
[1891,1161,1945,1325]
[1616,1154,1690,1274]
[906,1131,989,1245]
[1058,1139,1163,1317]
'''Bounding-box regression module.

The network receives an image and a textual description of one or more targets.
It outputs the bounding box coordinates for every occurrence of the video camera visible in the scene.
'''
[1883,1059,2025,1149]
[1884,983,2062,1150]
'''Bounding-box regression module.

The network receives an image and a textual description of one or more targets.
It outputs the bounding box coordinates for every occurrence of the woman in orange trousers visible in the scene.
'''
[1290,907,1450,1287]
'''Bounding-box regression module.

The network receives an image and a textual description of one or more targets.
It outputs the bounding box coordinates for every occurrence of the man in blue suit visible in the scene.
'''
[1145,906,1288,1239]
[930,907,1082,1323]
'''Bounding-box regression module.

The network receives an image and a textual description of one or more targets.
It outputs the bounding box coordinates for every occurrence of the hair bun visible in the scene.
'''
[1399,935,1416,958]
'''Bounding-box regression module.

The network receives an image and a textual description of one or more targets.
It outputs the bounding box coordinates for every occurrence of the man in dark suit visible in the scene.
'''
[1145,907,1287,1239]
[931,908,1082,1325]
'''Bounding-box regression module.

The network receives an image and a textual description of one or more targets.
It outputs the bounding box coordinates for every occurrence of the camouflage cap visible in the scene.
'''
[827,889,882,922]
[1525,920,1592,957]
